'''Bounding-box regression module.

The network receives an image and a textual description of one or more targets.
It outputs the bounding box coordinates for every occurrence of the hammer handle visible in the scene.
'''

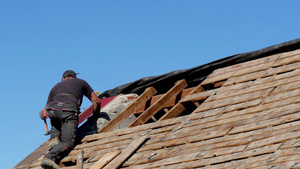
[44,119,50,136]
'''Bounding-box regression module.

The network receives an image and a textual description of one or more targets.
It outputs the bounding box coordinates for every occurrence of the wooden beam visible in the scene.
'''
[90,150,121,169]
[159,103,186,120]
[98,87,157,133]
[129,79,188,127]
[76,150,84,169]
[189,84,205,94]
[103,135,149,169]
[134,87,196,114]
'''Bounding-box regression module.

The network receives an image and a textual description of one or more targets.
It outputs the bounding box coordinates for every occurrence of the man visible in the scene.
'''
[39,70,101,169]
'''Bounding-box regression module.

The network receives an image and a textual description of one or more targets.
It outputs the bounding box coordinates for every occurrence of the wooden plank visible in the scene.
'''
[124,138,248,166]
[90,150,121,169]
[205,148,300,169]
[246,130,300,150]
[206,75,300,102]
[131,105,300,154]
[243,153,300,169]
[201,55,279,85]
[208,53,281,79]
[224,61,300,86]
[103,135,149,169]
[83,115,189,143]
[179,89,218,103]
[271,80,300,94]
[188,84,205,94]
[215,68,300,95]
[129,80,188,127]
[193,98,262,115]
[280,138,300,149]
[273,49,300,67]
[61,139,133,163]
[159,103,185,120]
[64,121,300,166]
[127,143,281,169]
[77,150,84,169]
[126,145,247,168]
[264,88,300,104]
[140,125,232,152]
[98,87,157,133]
[179,143,281,169]
[134,87,196,114]
[194,88,273,112]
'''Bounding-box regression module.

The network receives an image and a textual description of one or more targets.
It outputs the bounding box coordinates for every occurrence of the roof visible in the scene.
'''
[15,38,300,168]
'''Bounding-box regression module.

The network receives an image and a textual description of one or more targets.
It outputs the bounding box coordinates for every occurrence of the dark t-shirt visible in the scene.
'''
[46,78,94,107]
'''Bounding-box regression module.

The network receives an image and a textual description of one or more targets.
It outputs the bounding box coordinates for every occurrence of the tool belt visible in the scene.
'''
[46,102,78,110]
[46,101,79,113]
[46,102,80,119]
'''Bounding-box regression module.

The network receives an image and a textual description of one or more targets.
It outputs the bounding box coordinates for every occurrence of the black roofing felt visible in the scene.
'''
[102,38,300,98]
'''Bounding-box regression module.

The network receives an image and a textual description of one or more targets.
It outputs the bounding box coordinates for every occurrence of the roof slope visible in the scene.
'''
[22,47,300,168]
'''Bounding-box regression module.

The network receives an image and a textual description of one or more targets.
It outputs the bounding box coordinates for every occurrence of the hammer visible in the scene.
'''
[44,119,50,136]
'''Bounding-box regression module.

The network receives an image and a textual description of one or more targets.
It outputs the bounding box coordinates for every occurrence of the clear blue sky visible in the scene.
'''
[1,1,299,168]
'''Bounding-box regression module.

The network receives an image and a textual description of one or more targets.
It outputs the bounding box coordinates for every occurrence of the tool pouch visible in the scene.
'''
[46,103,79,119]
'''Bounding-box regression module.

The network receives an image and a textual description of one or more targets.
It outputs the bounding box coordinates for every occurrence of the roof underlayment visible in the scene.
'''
[14,38,300,168]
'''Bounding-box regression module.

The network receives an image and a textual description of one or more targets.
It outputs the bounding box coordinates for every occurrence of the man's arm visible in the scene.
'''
[39,108,47,120]
[87,92,101,115]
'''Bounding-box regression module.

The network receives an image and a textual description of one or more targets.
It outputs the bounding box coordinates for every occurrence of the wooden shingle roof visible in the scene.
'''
[24,48,300,168]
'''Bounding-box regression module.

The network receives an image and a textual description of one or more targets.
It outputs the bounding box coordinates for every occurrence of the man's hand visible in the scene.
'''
[87,92,101,115]
[39,108,47,120]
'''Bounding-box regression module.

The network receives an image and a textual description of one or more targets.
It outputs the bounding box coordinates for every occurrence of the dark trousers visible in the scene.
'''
[45,103,79,162]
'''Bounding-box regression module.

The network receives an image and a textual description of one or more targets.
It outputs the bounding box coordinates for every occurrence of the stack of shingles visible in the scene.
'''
[30,49,300,168]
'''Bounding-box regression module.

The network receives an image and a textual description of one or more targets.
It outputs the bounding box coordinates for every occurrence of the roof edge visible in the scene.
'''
[102,38,300,97]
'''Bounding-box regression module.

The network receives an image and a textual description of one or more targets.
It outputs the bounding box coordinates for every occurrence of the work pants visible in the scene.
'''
[44,103,79,162]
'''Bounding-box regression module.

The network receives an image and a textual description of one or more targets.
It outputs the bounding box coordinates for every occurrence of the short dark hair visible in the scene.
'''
[62,70,79,78]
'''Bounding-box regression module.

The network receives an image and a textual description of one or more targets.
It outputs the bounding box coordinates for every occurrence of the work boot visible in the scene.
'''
[48,137,60,150]
[41,158,60,169]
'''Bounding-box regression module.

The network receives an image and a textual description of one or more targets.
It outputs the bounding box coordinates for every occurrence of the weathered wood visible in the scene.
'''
[224,61,300,86]
[76,150,84,169]
[159,103,185,120]
[103,135,149,169]
[201,54,280,85]
[128,145,247,168]
[178,143,281,169]
[247,130,300,150]
[188,84,205,94]
[179,89,218,103]
[194,88,273,112]
[90,150,121,169]
[140,125,232,152]
[264,87,300,104]
[134,87,196,114]
[206,74,300,102]
[129,80,188,127]
[229,110,300,134]
[215,68,300,95]
[127,143,281,169]
[273,49,300,67]
[193,98,262,115]
[98,87,157,133]
[208,53,281,79]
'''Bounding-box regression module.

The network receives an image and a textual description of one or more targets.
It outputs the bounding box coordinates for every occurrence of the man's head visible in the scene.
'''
[62,70,79,80]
